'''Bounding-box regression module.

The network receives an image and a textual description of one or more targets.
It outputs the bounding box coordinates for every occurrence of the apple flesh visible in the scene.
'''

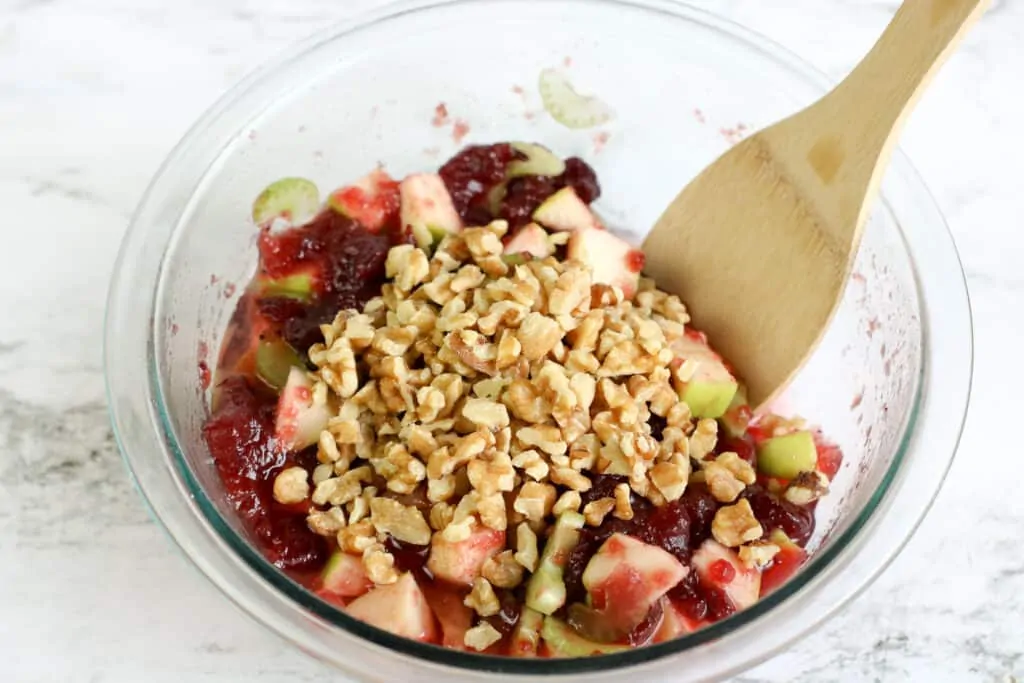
[653,598,705,643]
[345,573,438,642]
[566,227,644,299]
[327,168,400,232]
[580,533,687,636]
[274,367,330,451]
[670,335,739,419]
[399,172,462,248]
[421,581,474,649]
[756,431,818,479]
[692,539,761,611]
[503,223,553,259]
[317,551,372,599]
[426,521,505,587]
[532,187,599,232]
[760,530,808,596]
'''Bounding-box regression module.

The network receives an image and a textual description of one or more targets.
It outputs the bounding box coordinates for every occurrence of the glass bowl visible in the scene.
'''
[104,0,973,680]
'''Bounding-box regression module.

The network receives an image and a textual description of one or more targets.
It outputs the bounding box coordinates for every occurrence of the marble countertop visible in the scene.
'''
[1,0,1021,681]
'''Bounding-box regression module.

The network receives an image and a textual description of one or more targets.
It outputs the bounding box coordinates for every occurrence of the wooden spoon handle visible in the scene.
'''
[824,0,990,149]
[773,0,990,246]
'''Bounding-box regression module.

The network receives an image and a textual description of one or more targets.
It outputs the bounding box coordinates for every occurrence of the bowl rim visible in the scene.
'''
[105,0,974,678]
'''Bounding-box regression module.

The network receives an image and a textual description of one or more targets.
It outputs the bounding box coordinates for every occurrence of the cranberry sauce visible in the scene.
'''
[203,376,327,570]
[439,143,601,229]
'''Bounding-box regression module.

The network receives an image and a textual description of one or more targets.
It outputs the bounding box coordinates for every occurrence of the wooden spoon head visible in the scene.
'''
[643,132,861,409]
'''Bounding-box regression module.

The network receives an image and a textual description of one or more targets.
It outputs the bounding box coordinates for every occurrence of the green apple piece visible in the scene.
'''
[400,173,462,248]
[719,383,751,438]
[671,335,739,419]
[508,142,566,178]
[345,573,438,642]
[525,511,584,615]
[692,539,761,611]
[532,187,599,232]
[319,551,372,599]
[756,431,818,479]
[567,226,644,299]
[504,223,554,259]
[509,607,544,657]
[255,338,306,391]
[252,177,320,226]
[274,367,330,451]
[487,181,508,216]
[254,271,315,302]
[541,617,629,657]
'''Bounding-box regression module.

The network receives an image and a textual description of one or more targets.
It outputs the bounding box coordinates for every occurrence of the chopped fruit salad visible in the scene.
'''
[203,142,843,657]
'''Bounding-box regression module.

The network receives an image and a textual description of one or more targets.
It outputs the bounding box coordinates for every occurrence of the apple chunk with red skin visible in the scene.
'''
[316,551,372,600]
[327,168,400,232]
[692,539,761,611]
[670,334,740,420]
[567,227,645,299]
[426,521,505,586]
[653,598,706,643]
[421,581,475,649]
[345,572,438,642]
[580,533,688,635]
[274,367,331,451]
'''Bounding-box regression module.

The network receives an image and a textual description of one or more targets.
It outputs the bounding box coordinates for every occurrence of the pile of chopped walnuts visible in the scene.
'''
[269,219,828,651]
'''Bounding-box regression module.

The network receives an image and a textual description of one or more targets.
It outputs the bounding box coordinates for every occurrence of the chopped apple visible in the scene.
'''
[670,335,739,419]
[692,539,761,611]
[345,573,438,642]
[252,177,320,227]
[567,227,644,299]
[525,511,585,615]
[317,551,372,599]
[255,337,306,391]
[274,367,331,451]
[580,534,687,634]
[541,616,629,657]
[508,142,566,178]
[719,383,752,438]
[399,173,462,248]
[426,521,504,586]
[503,223,554,259]
[532,187,600,232]
[327,168,400,231]
[253,269,317,302]
[509,607,544,657]
[653,598,705,643]
[756,431,818,479]
[760,530,808,596]
[421,582,474,648]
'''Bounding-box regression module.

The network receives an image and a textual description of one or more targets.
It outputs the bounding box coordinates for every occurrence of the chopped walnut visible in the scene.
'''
[712,499,764,547]
[612,483,634,520]
[369,498,432,546]
[703,459,747,504]
[513,482,556,522]
[464,621,502,651]
[689,418,718,460]
[338,519,377,553]
[306,506,347,536]
[517,312,563,360]
[514,522,539,572]
[649,457,690,502]
[481,550,525,589]
[464,577,501,617]
[583,497,616,526]
[784,471,830,505]
[362,543,399,585]
[462,397,510,430]
[552,490,582,516]
[272,466,309,505]
[739,541,781,569]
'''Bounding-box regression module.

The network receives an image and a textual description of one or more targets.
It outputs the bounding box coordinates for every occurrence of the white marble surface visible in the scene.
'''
[1,0,1021,681]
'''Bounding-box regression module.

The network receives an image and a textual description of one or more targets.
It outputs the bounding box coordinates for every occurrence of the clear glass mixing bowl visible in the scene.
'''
[104,1,973,680]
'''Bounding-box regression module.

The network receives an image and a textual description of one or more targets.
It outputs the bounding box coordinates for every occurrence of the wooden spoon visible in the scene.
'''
[643,0,987,409]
